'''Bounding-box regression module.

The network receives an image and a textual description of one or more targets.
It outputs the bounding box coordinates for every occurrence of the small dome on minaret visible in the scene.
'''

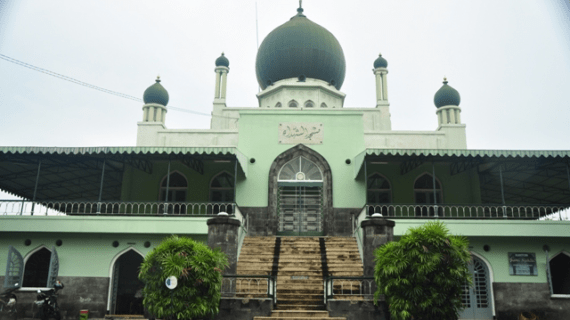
[215,52,230,67]
[434,77,460,108]
[143,76,169,106]
[373,53,388,69]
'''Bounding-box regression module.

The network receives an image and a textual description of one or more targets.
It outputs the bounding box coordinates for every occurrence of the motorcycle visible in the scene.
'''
[35,281,63,320]
[0,287,18,320]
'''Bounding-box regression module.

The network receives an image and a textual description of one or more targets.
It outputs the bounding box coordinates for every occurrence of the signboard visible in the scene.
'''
[508,253,538,276]
[165,276,178,289]
[279,123,323,145]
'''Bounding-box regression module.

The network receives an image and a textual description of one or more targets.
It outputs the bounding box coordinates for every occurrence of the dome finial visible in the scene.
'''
[156,75,161,83]
[443,77,448,85]
[297,0,304,14]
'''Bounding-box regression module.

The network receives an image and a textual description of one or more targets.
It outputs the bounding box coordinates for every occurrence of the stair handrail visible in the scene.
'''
[352,206,367,264]
[222,274,276,303]
[325,276,375,304]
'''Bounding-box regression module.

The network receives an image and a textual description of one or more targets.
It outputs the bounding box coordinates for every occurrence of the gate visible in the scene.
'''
[459,257,493,320]
[278,184,323,235]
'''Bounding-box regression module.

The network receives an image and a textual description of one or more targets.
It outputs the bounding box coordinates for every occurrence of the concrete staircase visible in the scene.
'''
[254,310,346,320]
[235,236,364,319]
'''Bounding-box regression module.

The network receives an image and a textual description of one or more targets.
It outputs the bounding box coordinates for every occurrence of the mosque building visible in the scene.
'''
[1,4,569,320]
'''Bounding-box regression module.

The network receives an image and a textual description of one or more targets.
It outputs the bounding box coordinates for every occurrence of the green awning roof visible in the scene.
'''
[353,148,570,205]
[354,148,570,179]
[0,146,249,201]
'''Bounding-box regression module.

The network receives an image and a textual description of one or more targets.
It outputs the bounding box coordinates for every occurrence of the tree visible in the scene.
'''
[139,235,228,320]
[374,221,472,320]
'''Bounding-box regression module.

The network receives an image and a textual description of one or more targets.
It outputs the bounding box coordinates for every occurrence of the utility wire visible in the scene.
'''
[0,53,240,119]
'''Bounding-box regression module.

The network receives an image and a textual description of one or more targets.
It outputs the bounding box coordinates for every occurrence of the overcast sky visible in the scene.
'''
[1,0,570,151]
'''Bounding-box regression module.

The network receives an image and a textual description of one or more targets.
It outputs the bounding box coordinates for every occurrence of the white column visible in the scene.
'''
[382,71,388,101]
[220,71,228,99]
[143,106,149,122]
[214,72,221,98]
[449,107,456,124]
[455,109,461,124]
[375,72,383,101]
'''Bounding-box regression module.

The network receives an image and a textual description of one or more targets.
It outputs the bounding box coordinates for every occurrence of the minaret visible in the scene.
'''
[433,77,466,148]
[373,53,389,106]
[434,77,462,125]
[142,76,169,124]
[137,76,169,146]
[214,53,230,102]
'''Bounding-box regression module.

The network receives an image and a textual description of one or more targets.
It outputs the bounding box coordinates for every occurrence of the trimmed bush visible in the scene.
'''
[374,221,472,320]
[139,235,228,319]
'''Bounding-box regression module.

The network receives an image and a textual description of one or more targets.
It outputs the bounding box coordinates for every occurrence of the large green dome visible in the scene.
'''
[143,77,169,106]
[255,8,346,90]
[434,78,460,108]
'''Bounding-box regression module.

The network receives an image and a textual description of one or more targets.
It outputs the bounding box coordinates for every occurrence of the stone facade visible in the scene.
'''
[493,282,570,320]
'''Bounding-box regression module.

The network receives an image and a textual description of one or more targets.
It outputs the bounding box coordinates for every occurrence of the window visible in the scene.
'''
[160,171,187,214]
[367,173,391,215]
[288,100,298,108]
[275,102,282,108]
[278,157,323,182]
[23,247,51,287]
[550,252,570,295]
[414,173,442,216]
[210,172,234,213]
[320,103,327,108]
[304,100,314,108]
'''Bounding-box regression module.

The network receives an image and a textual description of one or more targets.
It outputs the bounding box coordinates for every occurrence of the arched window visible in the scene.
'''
[23,247,51,287]
[160,171,187,214]
[275,102,282,108]
[288,100,298,108]
[367,173,391,215]
[414,173,442,216]
[278,157,323,182]
[550,252,570,294]
[320,103,328,108]
[304,100,314,108]
[210,172,234,214]
[160,171,187,202]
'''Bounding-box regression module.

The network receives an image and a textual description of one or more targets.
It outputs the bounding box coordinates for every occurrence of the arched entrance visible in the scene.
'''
[109,249,145,315]
[268,144,332,236]
[460,255,494,320]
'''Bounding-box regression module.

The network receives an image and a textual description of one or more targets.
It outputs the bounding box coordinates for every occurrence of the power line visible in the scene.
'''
[0,53,240,119]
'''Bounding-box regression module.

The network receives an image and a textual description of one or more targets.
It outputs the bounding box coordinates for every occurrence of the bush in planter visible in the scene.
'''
[139,235,228,319]
[374,221,472,320]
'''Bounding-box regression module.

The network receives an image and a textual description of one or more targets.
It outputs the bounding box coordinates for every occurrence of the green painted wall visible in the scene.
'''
[364,163,481,204]
[236,110,366,208]
[0,233,207,278]
[121,160,235,202]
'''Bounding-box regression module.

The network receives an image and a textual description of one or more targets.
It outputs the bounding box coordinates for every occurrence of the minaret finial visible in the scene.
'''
[443,76,448,84]
[156,75,161,83]
[297,0,304,14]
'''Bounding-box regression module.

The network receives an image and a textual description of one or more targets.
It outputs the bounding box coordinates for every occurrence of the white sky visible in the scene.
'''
[0,0,569,151]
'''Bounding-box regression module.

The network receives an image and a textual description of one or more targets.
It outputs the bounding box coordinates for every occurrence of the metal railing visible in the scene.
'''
[325,276,375,303]
[221,275,276,303]
[366,203,570,220]
[0,200,235,216]
[234,207,248,261]
[352,206,367,264]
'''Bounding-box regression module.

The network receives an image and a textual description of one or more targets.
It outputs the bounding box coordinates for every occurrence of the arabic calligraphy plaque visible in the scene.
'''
[279,123,323,144]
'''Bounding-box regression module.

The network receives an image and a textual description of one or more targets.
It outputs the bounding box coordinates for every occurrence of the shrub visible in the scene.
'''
[139,235,228,319]
[374,221,472,320]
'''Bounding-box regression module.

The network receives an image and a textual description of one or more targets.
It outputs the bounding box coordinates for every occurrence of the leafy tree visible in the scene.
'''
[374,221,472,320]
[139,235,228,320]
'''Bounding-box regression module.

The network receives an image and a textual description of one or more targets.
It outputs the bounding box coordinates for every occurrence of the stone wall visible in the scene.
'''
[493,282,570,320]
[0,276,109,320]
[327,299,389,320]
[213,298,273,320]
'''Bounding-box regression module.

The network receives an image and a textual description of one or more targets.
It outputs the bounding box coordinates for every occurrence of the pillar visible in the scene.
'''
[207,216,241,274]
[361,217,395,277]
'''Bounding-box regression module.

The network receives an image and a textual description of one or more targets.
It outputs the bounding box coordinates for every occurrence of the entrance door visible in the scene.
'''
[459,257,493,320]
[278,184,323,235]
[277,156,324,236]
[110,250,145,315]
